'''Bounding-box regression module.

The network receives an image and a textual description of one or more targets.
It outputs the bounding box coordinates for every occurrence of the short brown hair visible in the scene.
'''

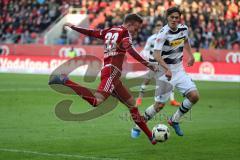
[166,7,181,17]
[124,13,143,24]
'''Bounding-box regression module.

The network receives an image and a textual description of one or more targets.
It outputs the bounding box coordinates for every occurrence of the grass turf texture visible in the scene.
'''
[0,73,239,160]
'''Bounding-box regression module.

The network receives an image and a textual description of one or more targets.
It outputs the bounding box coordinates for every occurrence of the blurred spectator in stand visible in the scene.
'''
[0,0,68,44]
[79,0,239,49]
[1,0,239,50]
[227,28,239,49]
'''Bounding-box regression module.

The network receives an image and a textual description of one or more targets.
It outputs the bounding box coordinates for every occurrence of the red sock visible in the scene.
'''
[130,107,152,139]
[65,79,98,106]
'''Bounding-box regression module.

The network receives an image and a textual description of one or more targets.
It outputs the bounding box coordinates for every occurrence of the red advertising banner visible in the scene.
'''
[1,44,239,63]
[0,55,239,82]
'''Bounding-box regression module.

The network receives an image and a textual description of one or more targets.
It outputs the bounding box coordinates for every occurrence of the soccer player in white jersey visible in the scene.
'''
[131,7,199,137]
[136,21,181,107]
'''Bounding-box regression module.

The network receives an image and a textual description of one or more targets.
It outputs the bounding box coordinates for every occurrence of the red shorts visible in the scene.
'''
[97,66,132,102]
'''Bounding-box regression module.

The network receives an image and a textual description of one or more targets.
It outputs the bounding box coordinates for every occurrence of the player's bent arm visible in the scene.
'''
[184,39,193,58]
[184,39,195,66]
[153,50,170,72]
[121,32,155,71]
[153,50,172,80]
[126,46,154,71]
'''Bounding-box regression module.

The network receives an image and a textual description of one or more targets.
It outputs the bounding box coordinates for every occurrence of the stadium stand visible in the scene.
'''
[0,0,239,50]
[0,0,68,43]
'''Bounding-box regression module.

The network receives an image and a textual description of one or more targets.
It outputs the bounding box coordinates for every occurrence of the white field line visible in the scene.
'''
[0,88,49,92]
[0,148,120,160]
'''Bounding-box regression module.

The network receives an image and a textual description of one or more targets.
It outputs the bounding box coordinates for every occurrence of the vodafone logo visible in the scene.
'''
[59,47,86,57]
[199,62,215,75]
[226,52,240,63]
[0,45,10,55]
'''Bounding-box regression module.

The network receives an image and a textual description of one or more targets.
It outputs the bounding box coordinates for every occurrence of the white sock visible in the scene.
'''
[171,109,184,123]
[134,105,157,130]
[172,98,193,122]
[170,92,174,101]
[144,105,157,121]
[140,84,146,92]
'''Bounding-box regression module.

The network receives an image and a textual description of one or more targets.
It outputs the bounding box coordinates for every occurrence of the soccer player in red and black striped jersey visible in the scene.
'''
[49,14,158,144]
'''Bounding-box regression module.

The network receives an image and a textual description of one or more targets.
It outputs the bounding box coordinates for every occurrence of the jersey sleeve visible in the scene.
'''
[120,30,153,71]
[119,30,133,50]
[154,28,167,51]
[70,26,109,40]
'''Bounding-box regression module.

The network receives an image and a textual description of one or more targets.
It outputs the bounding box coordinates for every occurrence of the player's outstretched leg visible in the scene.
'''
[131,103,164,138]
[131,125,141,138]
[168,99,190,136]
[169,91,199,136]
[65,79,100,106]
[168,117,184,136]
[129,107,156,145]
[48,74,69,85]
[49,74,101,107]
[131,105,156,138]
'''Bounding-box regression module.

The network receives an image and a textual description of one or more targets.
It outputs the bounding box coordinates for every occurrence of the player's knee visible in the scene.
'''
[187,91,199,104]
[192,93,200,104]
[154,102,165,112]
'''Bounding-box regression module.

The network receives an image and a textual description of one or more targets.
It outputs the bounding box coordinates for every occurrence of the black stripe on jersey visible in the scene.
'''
[162,47,184,56]
[164,56,183,64]
[168,28,187,34]
[172,36,186,41]
[149,58,157,62]
[164,40,170,46]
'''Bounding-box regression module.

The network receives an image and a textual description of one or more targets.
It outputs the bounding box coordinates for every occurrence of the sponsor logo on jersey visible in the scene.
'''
[170,38,185,47]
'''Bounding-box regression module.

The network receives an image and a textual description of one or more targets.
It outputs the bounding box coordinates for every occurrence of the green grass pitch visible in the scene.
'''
[0,73,239,160]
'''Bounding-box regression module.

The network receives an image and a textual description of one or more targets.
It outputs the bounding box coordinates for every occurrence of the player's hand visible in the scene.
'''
[148,64,159,72]
[187,56,195,67]
[63,23,74,30]
[165,69,172,81]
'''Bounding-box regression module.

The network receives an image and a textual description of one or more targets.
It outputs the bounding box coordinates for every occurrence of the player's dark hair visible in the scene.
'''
[124,13,143,24]
[166,6,181,17]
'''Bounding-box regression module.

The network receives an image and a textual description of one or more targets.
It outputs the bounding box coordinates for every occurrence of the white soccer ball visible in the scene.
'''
[152,124,170,142]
